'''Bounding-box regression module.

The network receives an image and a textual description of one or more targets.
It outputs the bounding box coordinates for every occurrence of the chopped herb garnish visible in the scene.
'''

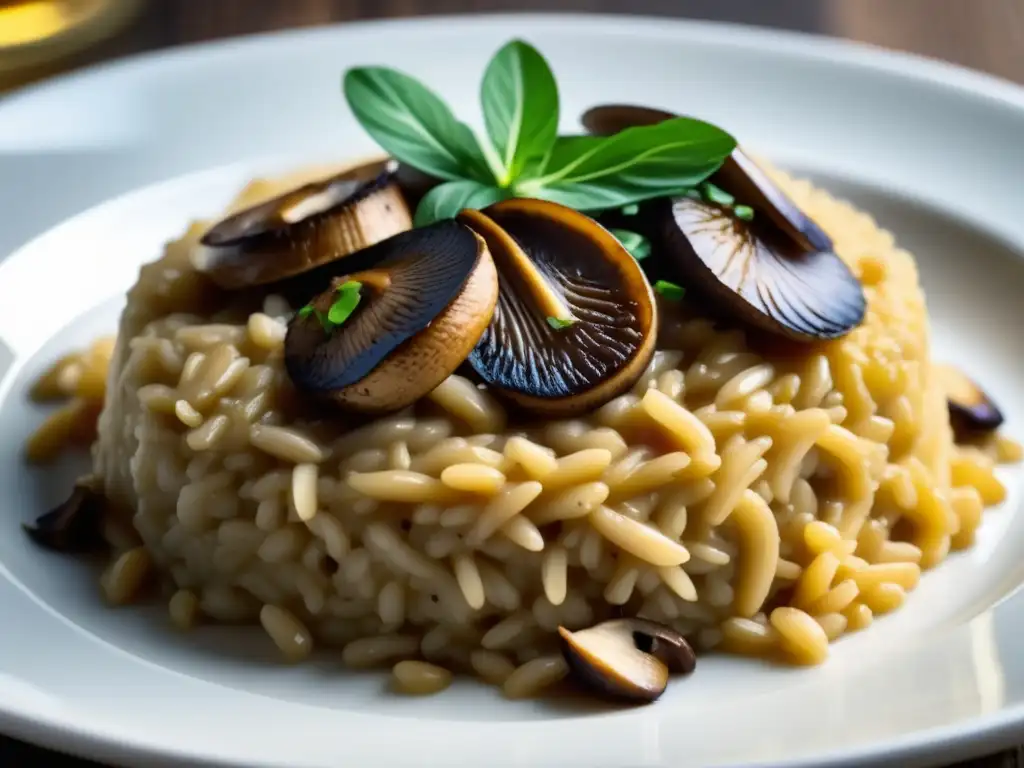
[547,316,575,330]
[700,182,735,207]
[609,229,652,261]
[654,280,685,302]
[733,205,755,221]
[328,281,363,326]
[298,281,364,335]
[620,203,639,216]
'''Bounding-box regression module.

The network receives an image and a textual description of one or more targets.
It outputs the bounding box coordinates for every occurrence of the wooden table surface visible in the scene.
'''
[2,1,1024,766]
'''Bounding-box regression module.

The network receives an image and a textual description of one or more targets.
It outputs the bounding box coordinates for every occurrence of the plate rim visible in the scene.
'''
[2,13,1024,768]
[5,11,1024,112]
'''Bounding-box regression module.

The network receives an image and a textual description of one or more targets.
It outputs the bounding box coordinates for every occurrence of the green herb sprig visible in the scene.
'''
[343,40,737,228]
[299,281,363,334]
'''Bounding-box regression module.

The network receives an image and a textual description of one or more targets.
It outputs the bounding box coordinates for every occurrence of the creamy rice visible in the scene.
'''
[27,165,1019,697]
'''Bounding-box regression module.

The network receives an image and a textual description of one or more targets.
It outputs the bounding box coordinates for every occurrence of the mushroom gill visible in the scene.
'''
[458,199,657,416]
[193,158,412,289]
[657,195,865,340]
[284,220,498,413]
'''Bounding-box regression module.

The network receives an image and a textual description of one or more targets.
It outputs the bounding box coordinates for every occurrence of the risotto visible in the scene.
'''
[23,42,1021,703]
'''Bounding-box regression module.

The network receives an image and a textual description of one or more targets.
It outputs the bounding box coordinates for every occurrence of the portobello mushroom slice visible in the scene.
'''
[284,220,498,413]
[458,199,657,417]
[559,618,696,703]
[581,103,833,252]
[193,158,412,289]
[657,195,865,341]
[581,103,863,341]
[933,363,1004,440]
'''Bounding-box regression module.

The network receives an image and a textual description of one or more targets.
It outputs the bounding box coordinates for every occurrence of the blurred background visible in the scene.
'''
[1,0,1023,94]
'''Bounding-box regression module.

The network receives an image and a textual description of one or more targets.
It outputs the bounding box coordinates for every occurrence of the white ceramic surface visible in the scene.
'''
[1,14,1024,768]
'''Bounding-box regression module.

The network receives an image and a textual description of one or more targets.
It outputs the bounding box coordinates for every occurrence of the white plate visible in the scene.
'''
[2,14,1024,768]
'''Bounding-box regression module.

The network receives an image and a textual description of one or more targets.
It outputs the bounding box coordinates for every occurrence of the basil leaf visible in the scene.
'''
[518,118,735,203]
[609,229,651,261]
[481,40,559,185]
[414,180,508,226]
[525,181,675,211]
[344,67,493,183]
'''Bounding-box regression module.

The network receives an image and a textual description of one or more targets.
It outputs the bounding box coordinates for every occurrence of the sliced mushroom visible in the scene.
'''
[284,220,498,413]
[934,363,1004,439]
[656,194,865,340]
[582,105,862,341]
[457,199,657,417]
[558,618,696,702]
[581,104,833,252]
[193,159,412,289]
[24,480,107,553]
[581,103,675,137]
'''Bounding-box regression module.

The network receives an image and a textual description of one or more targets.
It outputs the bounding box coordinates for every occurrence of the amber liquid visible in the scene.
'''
[0,0,139,89]
[0,0,108,47]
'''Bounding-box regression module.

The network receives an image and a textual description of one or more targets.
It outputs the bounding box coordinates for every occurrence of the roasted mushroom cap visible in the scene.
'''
[458,199,657,416]
[284,220,498,413]
[559,619,696,703]
[713,149,833,254]
[582,104,833,252]
[193,159,412,289]
[24,481,107,553]
[581,104,863,341]
[658,195,865,340]
[581,103,675,137]
[934,363,1005,440]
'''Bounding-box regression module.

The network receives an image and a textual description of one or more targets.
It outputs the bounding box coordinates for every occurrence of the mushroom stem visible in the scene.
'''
[458,209,575,324]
